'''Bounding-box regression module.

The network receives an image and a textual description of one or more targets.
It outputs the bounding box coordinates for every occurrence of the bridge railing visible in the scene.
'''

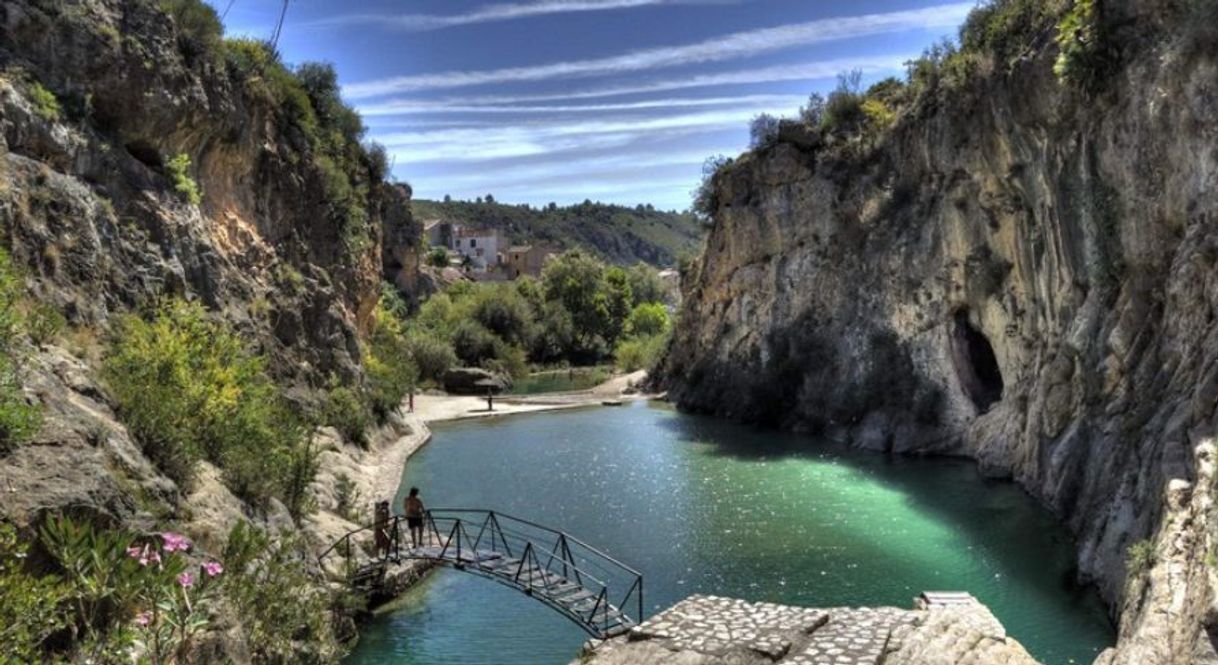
[317,508,644,636]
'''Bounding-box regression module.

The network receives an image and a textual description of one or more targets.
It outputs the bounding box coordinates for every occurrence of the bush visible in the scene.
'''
[1126,539,1155,576]
[748,113,780,148]
[166,153,202,205]
[159,0,224,64]
[0,522,70,661]
[223,522,340,663]
[1054,0,1113,92]
[822,70,865,133]
[323,384,372,447]
[614,332,670,373]
[104,300,311,510]
[959,0,1064,65]
[27,81,60,123]
[333,473,361,522]
[451,320,503,367]
[626,263,666,306]
[364,300,417,419]
[627,302,669,337]
[799,92,826,126]
[0,250,41,450]
[26,302,65,346]
[407,330,458,383]
[691,155,731,223]
[426,246,449,267]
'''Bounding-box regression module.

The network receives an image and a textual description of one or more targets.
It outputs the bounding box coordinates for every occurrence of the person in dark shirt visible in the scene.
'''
[404,487,425,549]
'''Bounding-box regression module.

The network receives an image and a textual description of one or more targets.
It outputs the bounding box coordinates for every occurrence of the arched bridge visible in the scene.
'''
[318,509,644,639]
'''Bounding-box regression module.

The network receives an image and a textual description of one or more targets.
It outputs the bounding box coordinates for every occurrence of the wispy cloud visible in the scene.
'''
[343,4,970,98]
[379,105,792,163]
[358,94,805,117]
[358,54,910,115]
[308,0,731,32]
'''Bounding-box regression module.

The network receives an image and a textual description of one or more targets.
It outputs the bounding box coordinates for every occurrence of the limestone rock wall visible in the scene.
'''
[657,3,1218,663]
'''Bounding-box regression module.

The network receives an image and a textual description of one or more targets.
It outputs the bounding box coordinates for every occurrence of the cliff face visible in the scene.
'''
[0,0,417,390]
[657,3,1218,663]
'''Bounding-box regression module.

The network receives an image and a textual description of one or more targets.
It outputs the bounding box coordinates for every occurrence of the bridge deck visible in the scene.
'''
[320,509,643,639]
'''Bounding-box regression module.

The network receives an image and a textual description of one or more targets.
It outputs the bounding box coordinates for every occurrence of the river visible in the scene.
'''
[346,401,1114,665]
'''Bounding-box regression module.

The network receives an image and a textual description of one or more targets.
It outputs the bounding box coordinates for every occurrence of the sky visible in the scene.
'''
[211,0,974,211]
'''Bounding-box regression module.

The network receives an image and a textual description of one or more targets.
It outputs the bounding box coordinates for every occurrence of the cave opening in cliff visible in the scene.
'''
[950,308,1004,412]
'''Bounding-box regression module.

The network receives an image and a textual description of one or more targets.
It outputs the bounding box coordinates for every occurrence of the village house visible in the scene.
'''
[505,245,556,279]
[451,227,505,270]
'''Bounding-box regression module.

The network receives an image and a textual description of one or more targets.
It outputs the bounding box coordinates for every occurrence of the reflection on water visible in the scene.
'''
[349,401,1113,665]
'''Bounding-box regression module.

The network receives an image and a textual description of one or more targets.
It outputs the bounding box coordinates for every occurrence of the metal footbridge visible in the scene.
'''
[318,509,644,639]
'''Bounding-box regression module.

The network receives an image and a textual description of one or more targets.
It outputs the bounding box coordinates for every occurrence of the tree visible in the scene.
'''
[541,251,610,356]
[626,263,666,306]
[799,92,826,126]
[485,193,495,204]
[426,246,449,267]
[691,154,732,222]
[603,267,633,345]
[749,113,780,148]
[443,194,452,203]
[627,302,669,337]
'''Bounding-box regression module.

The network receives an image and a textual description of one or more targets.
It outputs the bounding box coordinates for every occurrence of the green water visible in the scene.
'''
[509,367,611,395]
[348,402,1114,665]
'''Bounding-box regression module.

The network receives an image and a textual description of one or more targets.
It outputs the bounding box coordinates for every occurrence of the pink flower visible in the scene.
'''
[161,532,190,552]
[136,546,161,567]
[126,545,143,558]
[202,561,224,577]
[135,611,152,627]
[177,572,195,588]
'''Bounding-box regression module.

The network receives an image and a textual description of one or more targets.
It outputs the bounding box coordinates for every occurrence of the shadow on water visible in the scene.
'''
[652,404,1115,627]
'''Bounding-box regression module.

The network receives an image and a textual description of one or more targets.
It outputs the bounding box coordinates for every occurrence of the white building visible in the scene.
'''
[452,227,505,270]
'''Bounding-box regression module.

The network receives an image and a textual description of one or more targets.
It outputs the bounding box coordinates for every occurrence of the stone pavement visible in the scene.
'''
[576,593,1039,665]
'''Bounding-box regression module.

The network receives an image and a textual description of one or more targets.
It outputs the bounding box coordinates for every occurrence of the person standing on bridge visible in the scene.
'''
[404,487,425,549]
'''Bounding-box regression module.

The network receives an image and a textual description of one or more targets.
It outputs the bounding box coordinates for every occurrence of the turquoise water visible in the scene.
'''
[348,402,1114,665]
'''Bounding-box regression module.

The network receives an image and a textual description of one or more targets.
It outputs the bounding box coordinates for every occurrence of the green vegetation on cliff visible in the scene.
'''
[413,198,702,267]
[104,301,316,517]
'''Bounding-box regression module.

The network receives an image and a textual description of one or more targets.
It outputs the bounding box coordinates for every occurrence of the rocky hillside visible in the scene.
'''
[412,197,703,267]
[0,0,422,661]
[657,1,1218,663]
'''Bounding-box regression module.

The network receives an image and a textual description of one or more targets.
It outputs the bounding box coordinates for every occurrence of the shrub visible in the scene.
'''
[27,81,60,122]
[1054,0,1113,92]
[364,300,417,418]
[426,246,449,267]
[748,113,780,148]
[861,98,897,132]
[0,250,41,450]
[452,320,503,367]
[959,0,1064,65]
[165,153,202,205]
[470,285,535,348]
[799,93,826,126]
[26,302,66,346]
[626,263,666,306]
[104,300,311,510]
[333,473,361,522]
[0,522,70,661]
[627,302,669,337]
[158,0,224,64]
[614,332,670,373]
[323,384,372,447]
[1126,539,1155,576]
[222,522,340,663]
[822,70,865,134]
[406,330,458,383]
[691,154,731,223]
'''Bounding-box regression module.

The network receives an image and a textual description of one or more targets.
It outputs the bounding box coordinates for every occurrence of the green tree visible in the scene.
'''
[603,266,633,345]
[541,251,610,357]
[627,303,669,337]
[626,263,666,306]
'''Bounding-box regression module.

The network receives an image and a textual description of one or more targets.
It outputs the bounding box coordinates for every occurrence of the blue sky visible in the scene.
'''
[212,1,973,210]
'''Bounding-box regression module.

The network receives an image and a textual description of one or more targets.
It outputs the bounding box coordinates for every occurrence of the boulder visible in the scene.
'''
[442,367,509,395]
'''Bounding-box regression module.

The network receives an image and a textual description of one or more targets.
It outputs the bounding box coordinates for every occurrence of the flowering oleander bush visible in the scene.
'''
[124,532,224,665]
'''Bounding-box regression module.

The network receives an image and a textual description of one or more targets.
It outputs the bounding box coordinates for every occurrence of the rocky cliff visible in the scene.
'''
[0,0,422,659]
[657,2,1218,663]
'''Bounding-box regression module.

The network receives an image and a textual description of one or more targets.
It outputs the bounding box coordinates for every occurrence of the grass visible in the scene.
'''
[1126,539,1155,576]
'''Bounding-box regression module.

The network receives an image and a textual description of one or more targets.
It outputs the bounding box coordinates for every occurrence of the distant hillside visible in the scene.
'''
[412,198,703,267]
